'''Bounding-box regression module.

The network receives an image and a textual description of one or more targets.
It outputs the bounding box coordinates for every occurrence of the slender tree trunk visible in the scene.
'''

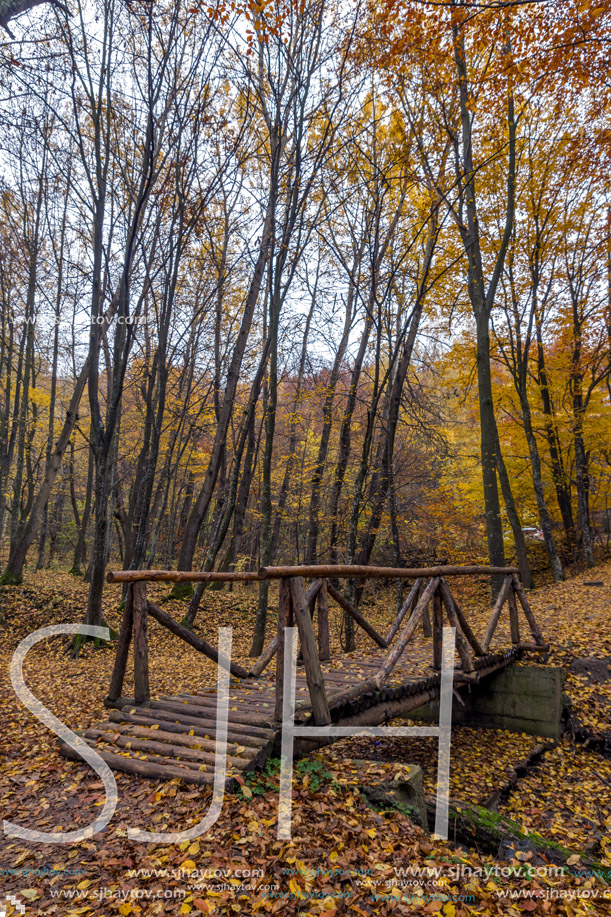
[328,313,374,562]
[305,268,355,563]
[494,426,533,588]
[536,322,575,550]
[518,391,564,580]
[72,440,94,575]
[175,200,273,575]
[271,297,315,561]
[453,25,516,594]
[2,175,41,583]
[571,326,594,566]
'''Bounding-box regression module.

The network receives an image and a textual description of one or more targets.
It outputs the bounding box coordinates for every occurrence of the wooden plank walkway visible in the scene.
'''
[60,643,519,788]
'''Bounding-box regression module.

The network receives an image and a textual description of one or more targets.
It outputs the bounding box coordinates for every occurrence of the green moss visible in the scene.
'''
[0,568,22,586]
[68,621,118,657]
[167,582,194,602]
[456,801,607,872]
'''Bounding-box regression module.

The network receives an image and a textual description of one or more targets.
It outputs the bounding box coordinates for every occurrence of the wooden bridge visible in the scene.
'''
[60,565,547,787]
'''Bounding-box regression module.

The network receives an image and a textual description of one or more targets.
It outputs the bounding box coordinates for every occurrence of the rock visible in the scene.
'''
[358,763,428,828]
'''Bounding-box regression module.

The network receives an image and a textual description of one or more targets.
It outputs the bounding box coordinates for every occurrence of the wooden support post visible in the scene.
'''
[482,574,513,652]
[289,576,331,725]
[317,579,331,661]
[374,577,440,687]
[438,578,475,672]
[507,583,521,645]
[299,579,324,663]
[326,582,387,648]
[512,575,545,645]
[432,588,443,671]
[106,583,135,703]
[275,578,293,722]
[385,578,421,644]
[132,582,150,705]
[421,579,433,638]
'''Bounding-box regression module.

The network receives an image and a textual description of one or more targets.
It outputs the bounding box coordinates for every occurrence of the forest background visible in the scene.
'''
[0,0,610,655]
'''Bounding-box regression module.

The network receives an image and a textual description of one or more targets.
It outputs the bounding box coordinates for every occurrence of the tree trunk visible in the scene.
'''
[494,426,533,588]
[519,393,564,581]
[175,200,273,575]
[536,320,575,549]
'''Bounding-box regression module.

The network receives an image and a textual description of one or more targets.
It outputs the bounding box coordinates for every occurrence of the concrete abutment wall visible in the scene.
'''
[410,665,564,740]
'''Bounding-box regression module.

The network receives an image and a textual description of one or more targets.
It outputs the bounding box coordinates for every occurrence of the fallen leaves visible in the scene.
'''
[4,567,611,915]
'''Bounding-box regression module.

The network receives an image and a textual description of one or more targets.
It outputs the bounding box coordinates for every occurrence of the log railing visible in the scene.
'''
[105,565,546,726]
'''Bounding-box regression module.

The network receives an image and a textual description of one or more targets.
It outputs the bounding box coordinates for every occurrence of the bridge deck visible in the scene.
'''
[60,642,520,787]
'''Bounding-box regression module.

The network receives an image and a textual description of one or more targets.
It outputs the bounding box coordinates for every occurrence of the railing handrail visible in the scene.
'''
[107,563,520,584]
[258,564,519,579]
[107,570,261,583]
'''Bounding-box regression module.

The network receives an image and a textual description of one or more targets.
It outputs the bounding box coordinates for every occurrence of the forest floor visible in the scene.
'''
[1,563,611,915]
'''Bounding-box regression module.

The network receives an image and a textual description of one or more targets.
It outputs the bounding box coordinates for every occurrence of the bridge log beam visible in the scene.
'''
[483,575,513,652]
[374,577,440,687]
[438,579,476,672]
[326,583,387,648]
[385,578,421,645]
[147,599,251,680]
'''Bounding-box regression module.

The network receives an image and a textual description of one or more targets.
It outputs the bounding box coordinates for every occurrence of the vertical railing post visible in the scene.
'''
[275,578,293,722]
[482,574,513,652]
[132,581,150,704]
[289,576,331,725]
[317,579,330,661]
[508,582,521,645]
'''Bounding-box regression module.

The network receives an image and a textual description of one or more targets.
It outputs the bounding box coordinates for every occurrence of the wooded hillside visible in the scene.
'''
[0,0,609,654]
